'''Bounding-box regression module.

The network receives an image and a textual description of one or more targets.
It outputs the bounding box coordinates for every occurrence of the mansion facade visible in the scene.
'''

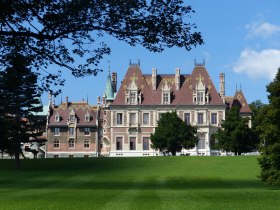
[46,62,252,158]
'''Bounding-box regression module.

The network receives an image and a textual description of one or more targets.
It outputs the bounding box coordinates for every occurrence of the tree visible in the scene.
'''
[0,53,44,169]
[215,106,256,155]
[258,68,280,185]
[0,0,203,93]
[151,112,198,156]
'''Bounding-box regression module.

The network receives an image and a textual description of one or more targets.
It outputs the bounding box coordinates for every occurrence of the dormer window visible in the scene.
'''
[69,114,75,122]
[161,82,171,104]
[193,75,209,105]
[85,111,90,122]
[69,109,76,122]
[55,112,60,122]
[125,78,141,105]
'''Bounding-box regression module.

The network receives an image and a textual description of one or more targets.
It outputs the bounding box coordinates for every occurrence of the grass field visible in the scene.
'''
[0,156,279,210]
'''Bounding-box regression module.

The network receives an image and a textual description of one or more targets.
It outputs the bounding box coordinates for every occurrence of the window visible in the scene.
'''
[54,128,60,136]
[55,114,60,122]
[130,137,136,150]
[84,127,90,136]
[54,155,59,158]
[197,113,204,125]
[69,155,74,158]
[84,139,90,148]
[130,92,136,104]
[117,113,123,125]
[69,127,74,136]
[211,113,217,124]
[198,134,205,149]
[116,137,123,150]
[129,113,136,125]
[143,137,150,150]
[54,139,59,148]
[143,113,149,125]
[184,113,190,125]
[163,93,169,104]
[69,114,75,122]
[197,92,204,103]
[84,155,89,158]
[85,114,90,122]
[69,139,75,148]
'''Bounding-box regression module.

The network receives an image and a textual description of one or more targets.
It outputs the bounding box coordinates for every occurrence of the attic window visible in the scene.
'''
[85,112,90,122]
[55,113,60,122]
[69,114,75,122]
[161,82,171,105]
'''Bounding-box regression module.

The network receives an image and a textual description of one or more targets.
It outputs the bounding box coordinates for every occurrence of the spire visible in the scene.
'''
[104,70,114,100]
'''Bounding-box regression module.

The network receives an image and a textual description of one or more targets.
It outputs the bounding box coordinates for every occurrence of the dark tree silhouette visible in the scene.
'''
[0,53,45,169]
[151,112,197,156]
[0,0,203,93]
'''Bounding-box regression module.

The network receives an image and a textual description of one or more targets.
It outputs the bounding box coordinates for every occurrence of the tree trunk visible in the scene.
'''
[171,150,176,156]
[15,151,21,170]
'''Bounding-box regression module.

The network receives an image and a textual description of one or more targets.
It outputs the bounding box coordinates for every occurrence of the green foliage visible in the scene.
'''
[259,68,280,185]
[151,112,197,155]
[215,106,256,155]
[0,53,45,168]
[1,157,279,210]
[0,0,203,93]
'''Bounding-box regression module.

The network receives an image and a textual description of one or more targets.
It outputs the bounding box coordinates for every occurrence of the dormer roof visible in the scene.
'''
[111,65,224,106]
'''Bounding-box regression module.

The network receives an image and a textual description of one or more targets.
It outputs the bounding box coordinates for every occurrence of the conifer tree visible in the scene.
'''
[0,53,44,169]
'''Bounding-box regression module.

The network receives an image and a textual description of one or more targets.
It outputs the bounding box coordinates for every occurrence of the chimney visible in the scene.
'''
[66,96,69,107]
[219,73,225,102]
[112,72,117,93]
[175,68,180,90]
[97,96,100,107]
[152,68,157,90]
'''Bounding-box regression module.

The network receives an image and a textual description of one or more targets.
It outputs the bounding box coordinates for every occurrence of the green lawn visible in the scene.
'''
[0,156,279,210]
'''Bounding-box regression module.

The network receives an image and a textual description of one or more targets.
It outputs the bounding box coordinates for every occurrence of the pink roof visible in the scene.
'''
[48,102,97,127]
[112,65,224,106]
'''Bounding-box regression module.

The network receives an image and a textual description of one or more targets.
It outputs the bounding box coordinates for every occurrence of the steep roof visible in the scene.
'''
[48,101,97,127]
[111,65,224,106]
[232,91,252,113]
[104,71,114,100]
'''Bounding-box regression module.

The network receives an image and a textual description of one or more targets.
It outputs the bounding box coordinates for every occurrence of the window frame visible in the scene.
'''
[69,127,75,136]
[116,113,123,125]
[84,139,90,148]
[143,113,149,125]
[129,137,136,150]
[184,113,190,125]
[116,137,123,150]
[54,127,60,136]
[143,137,150,150]
[129,112,137,125]
[211,113,217,125]
[68,138,75,148]
[197,113,204,125]
[84,127,90,136]
[54,139,60,148]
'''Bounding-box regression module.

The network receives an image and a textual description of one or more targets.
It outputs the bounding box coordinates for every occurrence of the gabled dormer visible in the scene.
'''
[69,109,76,122]
[193,75,209,105]
[54,112,60,122]
[85,110,90,122]
[125,78,142,105]
[161,81,171,104]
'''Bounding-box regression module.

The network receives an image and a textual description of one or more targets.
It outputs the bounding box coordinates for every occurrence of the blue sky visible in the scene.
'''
[42,0,280,105]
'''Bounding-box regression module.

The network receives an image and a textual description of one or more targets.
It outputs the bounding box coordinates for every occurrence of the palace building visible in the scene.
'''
[46,62,252,158]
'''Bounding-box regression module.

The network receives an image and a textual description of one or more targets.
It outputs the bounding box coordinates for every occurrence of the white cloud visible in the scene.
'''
[233,49,280,80]
[246,22,280,39]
